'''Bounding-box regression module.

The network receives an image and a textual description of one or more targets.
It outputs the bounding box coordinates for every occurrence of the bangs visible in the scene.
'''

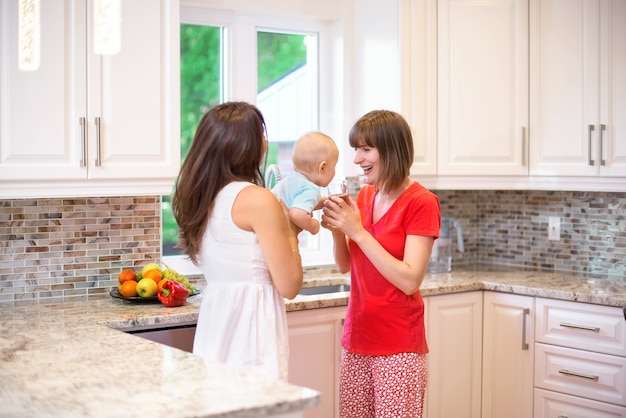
[348,130,376,149]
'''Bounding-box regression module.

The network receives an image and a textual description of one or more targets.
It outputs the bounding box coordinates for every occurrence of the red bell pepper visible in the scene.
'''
[158,280,189,307]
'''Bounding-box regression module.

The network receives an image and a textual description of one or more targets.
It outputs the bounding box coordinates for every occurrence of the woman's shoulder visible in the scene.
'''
[403,182,440,210]
[407,181,437,198]
[234,182,278,206]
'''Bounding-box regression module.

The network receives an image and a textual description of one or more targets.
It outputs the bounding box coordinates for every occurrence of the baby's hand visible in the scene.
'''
[277,199,302,236]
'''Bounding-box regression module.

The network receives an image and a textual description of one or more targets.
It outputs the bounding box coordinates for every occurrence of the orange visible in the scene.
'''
[157,278,169,292]
[118,280,138,297]
[118,269,137,284]
[143,269,162,284]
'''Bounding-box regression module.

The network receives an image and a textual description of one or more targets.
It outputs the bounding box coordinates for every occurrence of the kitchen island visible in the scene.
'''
[1,268,626,417]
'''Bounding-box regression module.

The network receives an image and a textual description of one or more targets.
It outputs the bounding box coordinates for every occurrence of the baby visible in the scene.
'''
[272,131,339,235]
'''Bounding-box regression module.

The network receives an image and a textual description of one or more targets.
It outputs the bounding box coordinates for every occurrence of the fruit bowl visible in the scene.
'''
[110,288,200,303]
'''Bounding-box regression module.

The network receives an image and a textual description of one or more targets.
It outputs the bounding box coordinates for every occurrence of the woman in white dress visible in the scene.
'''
[172,101,303,381]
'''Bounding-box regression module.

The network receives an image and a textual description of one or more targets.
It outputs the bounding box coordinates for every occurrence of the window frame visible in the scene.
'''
[165,5,340,275]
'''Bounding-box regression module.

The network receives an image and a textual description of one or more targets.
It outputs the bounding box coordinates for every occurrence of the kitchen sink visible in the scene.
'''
[298,284,351,295]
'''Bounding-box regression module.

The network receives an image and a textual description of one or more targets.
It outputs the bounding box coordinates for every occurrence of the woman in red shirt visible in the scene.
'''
[322,110,441,417]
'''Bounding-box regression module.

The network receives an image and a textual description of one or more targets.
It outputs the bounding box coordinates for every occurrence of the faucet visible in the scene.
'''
[264,164,282,189]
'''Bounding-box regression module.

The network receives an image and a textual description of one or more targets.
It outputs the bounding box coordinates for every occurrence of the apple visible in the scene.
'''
[136,278,158,298]
[141,262,162,276]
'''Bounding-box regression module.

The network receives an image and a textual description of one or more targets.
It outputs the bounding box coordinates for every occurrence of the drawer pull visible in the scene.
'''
[559,322,600,332]
[558,369,599,381]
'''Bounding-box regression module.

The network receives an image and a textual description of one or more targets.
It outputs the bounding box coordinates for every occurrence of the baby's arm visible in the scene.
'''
[289,207,320,235]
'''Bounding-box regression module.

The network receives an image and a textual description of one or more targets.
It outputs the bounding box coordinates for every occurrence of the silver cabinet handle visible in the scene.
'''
[558,369,599,381]
[522,308,529,350]
[588,124,595,166]
[94,117,102,167]
[521,127,526,166]
[559,322,600,332]
[79,117,87,167]
[600,124,606,166]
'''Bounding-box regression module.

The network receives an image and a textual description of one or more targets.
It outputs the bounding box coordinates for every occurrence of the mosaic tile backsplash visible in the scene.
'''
[435,190,625,277]
[0,197,161,304]
[1,190,624,303]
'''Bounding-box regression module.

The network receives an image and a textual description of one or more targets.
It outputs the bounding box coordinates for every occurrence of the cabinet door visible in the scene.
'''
[287,306,345,418]
[482,292,534,418]
[0,0,86,180]
[530,0,626,177]
[437,0,528,175]
[0,0,180,194]
[424,291,483,418]
[400,0,437,176]
[598,0,626,176]
[86,0,180,180]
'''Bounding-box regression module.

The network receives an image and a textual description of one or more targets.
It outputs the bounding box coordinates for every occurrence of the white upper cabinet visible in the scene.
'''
[529,0,626,177]
[401,0,438,176]
[0,0,180,197]
[437,0,529,176]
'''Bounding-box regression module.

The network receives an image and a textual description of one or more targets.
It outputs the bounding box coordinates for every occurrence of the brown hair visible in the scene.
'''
[348,110,414,194]
[172,101,266,263]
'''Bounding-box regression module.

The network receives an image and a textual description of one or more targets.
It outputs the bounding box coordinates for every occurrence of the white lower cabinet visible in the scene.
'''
[534,388,626,418]
[482,292,535,418]
[286,294,626,418]
[424,291,483,418]
[534,297,626,417]
[287,306,346,418]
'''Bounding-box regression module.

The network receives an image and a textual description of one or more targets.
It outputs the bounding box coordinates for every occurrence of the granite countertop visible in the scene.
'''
[293,268,626,309]
[2,268,626,417]
[0,292,319,418]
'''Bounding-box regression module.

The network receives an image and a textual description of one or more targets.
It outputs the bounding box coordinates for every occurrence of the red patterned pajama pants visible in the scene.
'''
[339,349,428,418]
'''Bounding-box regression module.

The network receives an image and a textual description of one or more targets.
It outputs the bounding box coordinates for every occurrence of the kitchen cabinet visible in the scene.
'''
[0,0,180,198]
[400,0,437,176]
[529,0,626,177]
[534,297,626,417]
[287,306,345,418]
[482,292,534,418]
[424,291,483,418]
[436,0,528,176]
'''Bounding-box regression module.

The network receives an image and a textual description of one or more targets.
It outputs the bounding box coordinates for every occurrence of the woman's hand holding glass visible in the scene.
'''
[326,180,349,203]
[321,189,361,238]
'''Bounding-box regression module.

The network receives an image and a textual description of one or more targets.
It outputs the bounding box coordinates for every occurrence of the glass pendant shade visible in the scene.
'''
[18,0,40,71]
[94,0,121,55]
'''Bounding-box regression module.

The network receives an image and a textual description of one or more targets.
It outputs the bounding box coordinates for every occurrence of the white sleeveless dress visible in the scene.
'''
[192,181,289,381]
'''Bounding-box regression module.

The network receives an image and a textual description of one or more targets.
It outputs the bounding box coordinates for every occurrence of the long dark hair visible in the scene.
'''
[172,101,267,263]
[348,110,414,194]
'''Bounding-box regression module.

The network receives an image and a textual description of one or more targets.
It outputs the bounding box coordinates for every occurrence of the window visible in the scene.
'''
[163,7,337,274]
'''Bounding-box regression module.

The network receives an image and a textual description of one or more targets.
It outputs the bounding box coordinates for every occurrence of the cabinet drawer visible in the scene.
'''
[535,343,626,406]
[536,298,626,356]
[534,388,626,418]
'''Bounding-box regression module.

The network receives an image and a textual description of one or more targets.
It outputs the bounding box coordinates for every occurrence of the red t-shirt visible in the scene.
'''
[342,182,441,355]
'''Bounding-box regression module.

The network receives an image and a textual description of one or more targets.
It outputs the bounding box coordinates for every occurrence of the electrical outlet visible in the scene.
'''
[548,217,560,241]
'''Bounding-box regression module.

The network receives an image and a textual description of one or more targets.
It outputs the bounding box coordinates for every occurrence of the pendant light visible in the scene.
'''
[18,0,40,71]
[93,0,121,55]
